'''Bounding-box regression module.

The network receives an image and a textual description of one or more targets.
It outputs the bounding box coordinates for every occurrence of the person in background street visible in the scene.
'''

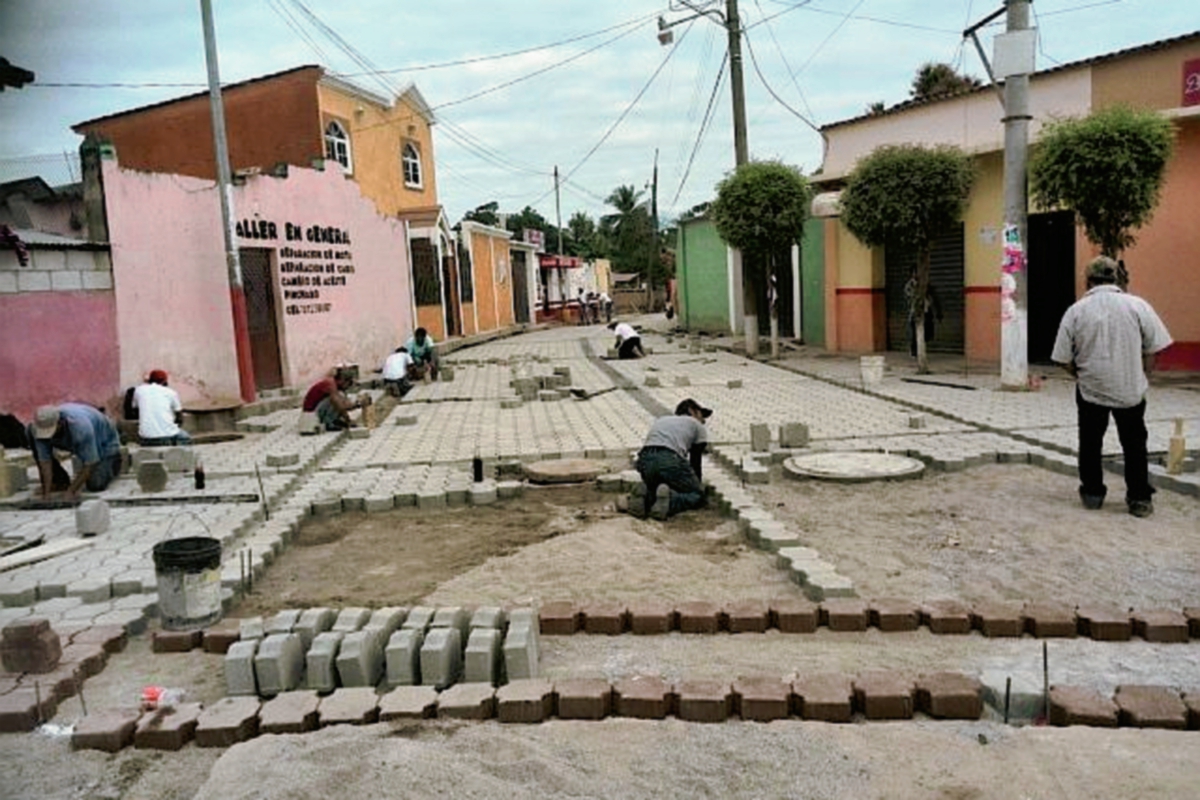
[904,268,942,357]
[133,369,191,446]
[404,328,439,381]
[576,288,590,325]
[632,398,711,520]
[600,290,613,323]
[1051,256,1173,518]
[381,346,414,397]
[302,367,360,431]
[608,320,645,359]
[27,403,123,498]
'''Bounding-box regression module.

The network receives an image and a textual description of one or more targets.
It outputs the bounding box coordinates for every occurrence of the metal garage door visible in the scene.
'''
[884,224,965,354]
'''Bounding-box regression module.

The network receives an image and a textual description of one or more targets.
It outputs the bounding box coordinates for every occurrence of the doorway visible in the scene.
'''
[239,247,283,391]
[1026,210,1076,364]
[884,225,965,354]
[511,249,530,324]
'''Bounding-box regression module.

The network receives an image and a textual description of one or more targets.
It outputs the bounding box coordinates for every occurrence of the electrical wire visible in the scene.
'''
[742,28,822,135]
[754,1,958,33]
[268,0,336,67]
[1030,4,1065,67]
[751,0,817,122]
[795,0,867,73]
[668,51,728,210]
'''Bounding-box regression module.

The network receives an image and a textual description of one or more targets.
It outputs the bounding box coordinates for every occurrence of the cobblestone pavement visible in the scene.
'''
[1,317,1197,638]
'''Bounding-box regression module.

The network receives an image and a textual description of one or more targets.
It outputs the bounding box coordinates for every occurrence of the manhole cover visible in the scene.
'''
[523,459,608,485]
[783,452,925,483]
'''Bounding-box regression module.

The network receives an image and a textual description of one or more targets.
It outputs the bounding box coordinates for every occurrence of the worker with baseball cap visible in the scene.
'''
[27,403,123,498]
[631,397,712,520]
[133,369,191,446]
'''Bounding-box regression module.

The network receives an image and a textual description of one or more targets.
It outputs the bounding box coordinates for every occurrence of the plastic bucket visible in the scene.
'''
[860,355,885,386]
[152,536,223,630]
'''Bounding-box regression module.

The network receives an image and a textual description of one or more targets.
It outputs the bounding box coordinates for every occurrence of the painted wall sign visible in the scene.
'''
[1184,57,1200,107]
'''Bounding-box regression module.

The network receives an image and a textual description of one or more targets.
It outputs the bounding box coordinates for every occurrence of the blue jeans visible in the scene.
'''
[84,454,123,492]
[139,431,192,447]
[635,447,705,518]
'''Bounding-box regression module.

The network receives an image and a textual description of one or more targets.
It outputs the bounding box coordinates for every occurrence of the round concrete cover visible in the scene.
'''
[524,459,608,484]
[783,452,925,483]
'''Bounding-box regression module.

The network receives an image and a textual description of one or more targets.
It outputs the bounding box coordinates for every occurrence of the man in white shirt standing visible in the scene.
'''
[608,320,645,359]
[1051,256,1173,517]
[381,347,414,397]
[133,369,191,446]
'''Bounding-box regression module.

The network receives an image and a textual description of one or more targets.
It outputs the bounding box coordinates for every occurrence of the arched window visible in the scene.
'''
[402,142,422,188]
[324,120,352,173]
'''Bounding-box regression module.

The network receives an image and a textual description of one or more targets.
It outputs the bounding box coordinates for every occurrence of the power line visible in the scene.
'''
[795,0,867,73]
[669,51,728,210]
[751,0,817,122]
[1030,3,1065,66]
[268,0,335,67]
[757,1,958,33]
[742,27,822,135]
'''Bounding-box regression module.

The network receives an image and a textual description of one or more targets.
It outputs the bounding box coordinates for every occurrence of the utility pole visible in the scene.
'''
[553,165,565,316]
[554,165,563,257]
[648,148,659,312]
[200,0,255,402]
[1000,0,1033,389]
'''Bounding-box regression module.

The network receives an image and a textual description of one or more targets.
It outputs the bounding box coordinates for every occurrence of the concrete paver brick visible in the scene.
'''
[66,576,112,604]
[239,617,265,641]
[1184,607,1200,639]
[367,607,408,638]
[1022,603,1078,638]
[614,675,673,719]
[75,500,111,536]
[1114,685,1188,729]
[1076,605,1133,641]
[582,601,627,635]
[733,676,792,722]
[38,662,81,703]
[921,600,972,634]
[379,685,439,720]
[0,688,56,732]
[266,609,302,635]
[915,672,983,719]
[1,617,61,673]
[306,631,345,693]
[677,601,721,634]
[420,627,462,690]
[628,601,676,634]
[496,679,554,723]
[152,629,201,653]
[430,606,470,640]
[438,682,497,720]
[725,600,770,633]
[793,673,853,722]
[402,606,436,632]
[469,607,505,630]
[554,678,611,720]
[195,696,261,747]
[496,480,523,499]
[255,633,306,695]
[502,624,538,680]
[469,482,498,505]
[319,686,379,726]
[72,708,141,752]
[202,620,241,654]
[332,607,372,633]
[853,671,915,720]
[771,598,819,633]
[539,601,580,635]
[750,424,771,452]
[676,680,732,722]
[292,607,335,652]
[134,702,203,750]
[869,598,920,632]
[1132,609,1190,643]
[225,639,260,696]
[779,422,809,448]
[259,690,321,734]
[822,598,869,632]
[59,641,107,678]
[1049,685,1118,727]
[969,602,1025,638]
[464,628,502,685]
[1182,690,1200,730]
[386,629,424,687]
[72,624,128,653]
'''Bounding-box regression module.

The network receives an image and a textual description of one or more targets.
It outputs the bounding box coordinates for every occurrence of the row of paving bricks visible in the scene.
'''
[538,598,1200,641]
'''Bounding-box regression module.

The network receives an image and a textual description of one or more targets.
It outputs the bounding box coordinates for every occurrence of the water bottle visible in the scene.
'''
[194,458,206,490]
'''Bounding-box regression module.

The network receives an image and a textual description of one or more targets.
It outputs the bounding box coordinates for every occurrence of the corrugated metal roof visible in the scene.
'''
[9,228,106,249]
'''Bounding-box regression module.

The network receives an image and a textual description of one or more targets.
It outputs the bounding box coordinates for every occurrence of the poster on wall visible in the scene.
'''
[238,218,356,317]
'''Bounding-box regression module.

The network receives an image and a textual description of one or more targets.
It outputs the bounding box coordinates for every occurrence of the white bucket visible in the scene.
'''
[860,355,885,386]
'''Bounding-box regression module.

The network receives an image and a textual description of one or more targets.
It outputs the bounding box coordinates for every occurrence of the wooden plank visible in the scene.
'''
[0,537,95,572]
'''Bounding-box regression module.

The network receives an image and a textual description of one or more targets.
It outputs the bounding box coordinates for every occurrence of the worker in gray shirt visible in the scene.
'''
[632,398,711,520]
[1051,256,1173,517]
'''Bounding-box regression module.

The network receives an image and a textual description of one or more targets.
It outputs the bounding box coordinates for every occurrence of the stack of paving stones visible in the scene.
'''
[300,464,510,515]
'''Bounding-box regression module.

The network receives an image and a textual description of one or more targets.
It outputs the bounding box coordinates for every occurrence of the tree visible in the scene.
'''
[462,201,500,227]
[1030,104,1174,287]
[567,211,601,260]
[710,160,811,358]
[839,145,974,373]
[866,100,886,115]
[910,62,981,101]
[602,185,654,279]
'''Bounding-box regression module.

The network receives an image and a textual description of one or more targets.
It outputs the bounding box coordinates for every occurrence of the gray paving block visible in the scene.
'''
[163,447,196,473]
[266,609,302,636]
[417,490,446,509]
[364,494,394,512]
[420,627,462,690]
[431,606,470,640]
[332,607,371,633]
[469,482,498,505]
[445,485,469,507]
[750,423,771,452]
[254,633,305,696]
[224,639,259,696]
[507,608,536,631]
[239,617,265,641]
[496,480,523,499]
[293,607,336,651]
[469,607,505,630]
[464,628,503,685]
[503,624,539,680]
[75,500,111,536]
[66,577,111,604]
[306,631,345,693]
[336,629,384,688]
[779,423,809,449]
[137,461,169,492]
[402,606,435,632]
[266,452,300,468]
[386,628,424,687]
[367,607,407,638]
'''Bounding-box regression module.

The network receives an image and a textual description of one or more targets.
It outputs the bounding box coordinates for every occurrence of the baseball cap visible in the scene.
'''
[675,398,713,419]
[149,369,168,383]
[32,405,60,439]
[1085,256,1119,284]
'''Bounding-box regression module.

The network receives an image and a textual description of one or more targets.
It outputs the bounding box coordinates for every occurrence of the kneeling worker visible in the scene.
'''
[608,320,645,359]
[633,398,711,520]
[28,403,123,498]
[302,368,360,431]
[381,347,414,397]
[405,327,439,380]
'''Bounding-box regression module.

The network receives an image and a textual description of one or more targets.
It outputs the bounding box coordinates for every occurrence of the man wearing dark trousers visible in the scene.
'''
[632,398,711,520]
[1051,256,1172,517]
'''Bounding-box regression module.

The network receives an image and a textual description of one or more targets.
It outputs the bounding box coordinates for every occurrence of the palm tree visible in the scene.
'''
[910,62,981,101]
[602,185,653,278]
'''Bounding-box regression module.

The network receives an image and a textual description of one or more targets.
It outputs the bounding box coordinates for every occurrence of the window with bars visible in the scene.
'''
[457,239,474,302]
[411,238,441,306]
[324,120,352,174]
[402,141,422,188]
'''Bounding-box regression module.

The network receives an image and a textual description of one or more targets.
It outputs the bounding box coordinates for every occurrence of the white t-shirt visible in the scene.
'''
[613,323,638,343]
[133,382,183,439]
[382,351,413,381]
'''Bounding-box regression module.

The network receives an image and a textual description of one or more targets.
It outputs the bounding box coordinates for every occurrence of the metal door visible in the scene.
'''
[885,224,965,354]
[511,249,530,323]
[1026,211,1076,363]
[239,248,283,390]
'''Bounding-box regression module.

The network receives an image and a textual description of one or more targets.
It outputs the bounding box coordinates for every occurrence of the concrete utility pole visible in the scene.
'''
[200,0,255,402]
[1000,0,1033,389]
[554,165,563,257]
[648,148,659,311]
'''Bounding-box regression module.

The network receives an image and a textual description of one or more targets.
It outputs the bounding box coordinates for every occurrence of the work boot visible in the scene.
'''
[1128,500,1154,518]
[1078,487,1105,510]
[650,485,671,521]
[626,491,648,519]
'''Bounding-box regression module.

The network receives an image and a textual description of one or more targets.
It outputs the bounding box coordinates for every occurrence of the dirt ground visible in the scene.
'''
[4,471,1200,799]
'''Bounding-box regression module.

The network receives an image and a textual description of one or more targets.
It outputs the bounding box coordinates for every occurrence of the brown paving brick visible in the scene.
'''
[34,662,81,703]
[496,679,554,723]
[853,671,914,720]
[134,702,203,750]
[1049,685,1118,727]
[1114,685,1188,729]
[438,682,496,720]
[581,602,627,635]
[152,629,203,653]
[725,600,770,634]
[771,598,818,633]
[1075,605,1132,641]
[72,708,141,753]
[1183,607,1200,639]
[319,687,380,726]
[0,688,55,732]
[628,602,676,635]
[915,672,983,719]
[921,600,972,634]
[539,601,580,635]
[677,601,720,634]
[195,696,262,746]
[60,641,108,679]
[0,675,20,695]
[821,598,868,632]
[792,673,852,722]
[555,678,612,720]
[969,602,1024,638]
[202,621,242,654]
[1,626,62,674]
[732,676,792,722]
[613,675,673,719]
[676,680,732,722]
[71,625,128,654]
[1132,609,1190,643]
[2,617,50,641]
[259,690,321,734]
[1182,690,1200,730]
[869,598,920,632]
[379,686,439,721]
[1022,603,1078,638]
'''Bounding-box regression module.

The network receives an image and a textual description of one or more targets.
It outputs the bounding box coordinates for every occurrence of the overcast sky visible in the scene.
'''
[1,1,1196,226]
